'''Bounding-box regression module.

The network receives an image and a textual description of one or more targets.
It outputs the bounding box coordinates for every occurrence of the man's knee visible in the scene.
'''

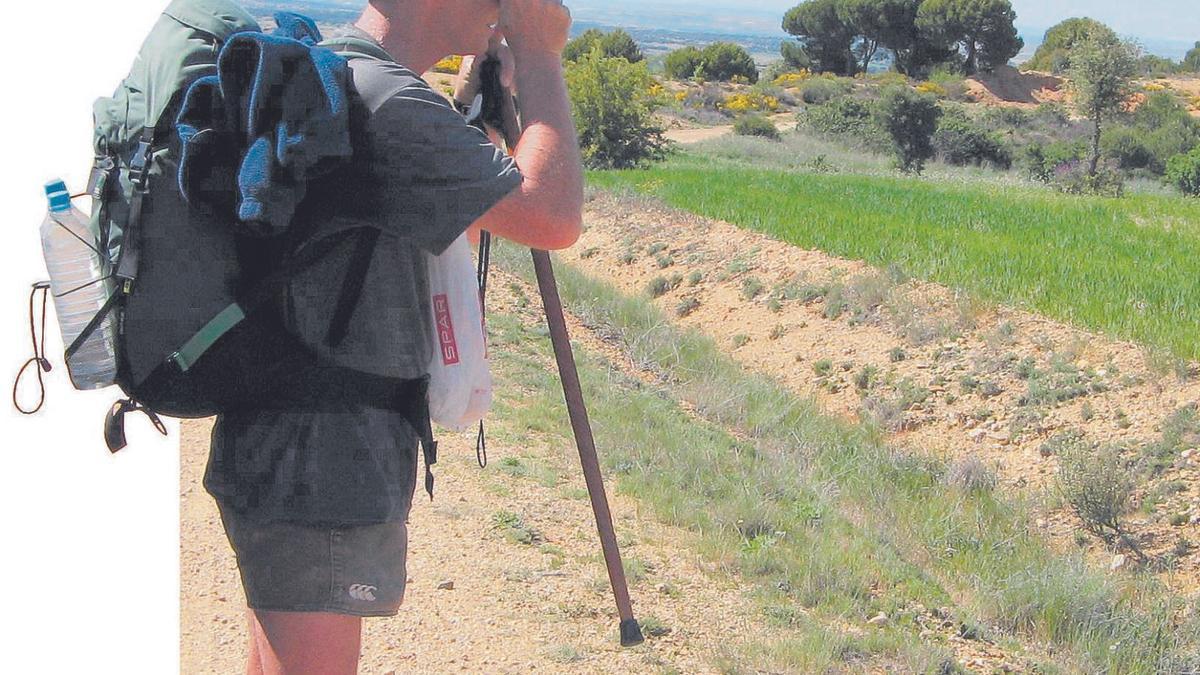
[249,610,363,675]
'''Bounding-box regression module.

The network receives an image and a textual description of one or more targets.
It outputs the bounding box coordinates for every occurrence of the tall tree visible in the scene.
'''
[1069,33,1139,178]
[916,0,1023,75]
[1184,41,1200,72]
[838,0,888,73]
[563,28,644,64]
[783,0,859,75]
[1025,18,1117,74]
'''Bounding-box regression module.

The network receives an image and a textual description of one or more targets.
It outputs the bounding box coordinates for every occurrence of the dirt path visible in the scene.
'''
[180,281,785,674]
[568,192,1200,590]
[663,114,798,145]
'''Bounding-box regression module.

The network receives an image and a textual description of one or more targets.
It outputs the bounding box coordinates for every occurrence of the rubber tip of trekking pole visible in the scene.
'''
[619,618,645,647]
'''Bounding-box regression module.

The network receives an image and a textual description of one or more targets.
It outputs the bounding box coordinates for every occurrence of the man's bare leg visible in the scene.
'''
[245,608,362,675]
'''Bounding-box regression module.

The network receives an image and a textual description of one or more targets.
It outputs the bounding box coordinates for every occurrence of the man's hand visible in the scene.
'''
[453,33,515,108]
[498,0,572,60]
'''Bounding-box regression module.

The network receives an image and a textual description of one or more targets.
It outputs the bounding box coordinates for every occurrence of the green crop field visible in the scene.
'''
[589,154,1200,360]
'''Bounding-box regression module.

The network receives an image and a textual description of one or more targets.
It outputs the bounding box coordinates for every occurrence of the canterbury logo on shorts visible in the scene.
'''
[348,584,378,602]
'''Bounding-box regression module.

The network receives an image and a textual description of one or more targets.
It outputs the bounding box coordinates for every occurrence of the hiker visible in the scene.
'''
[201,0,582,672]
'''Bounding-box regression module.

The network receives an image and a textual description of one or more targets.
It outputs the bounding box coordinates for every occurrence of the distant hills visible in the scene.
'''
[241,0,1195,65]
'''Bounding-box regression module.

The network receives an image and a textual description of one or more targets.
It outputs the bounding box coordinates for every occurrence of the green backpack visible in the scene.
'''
[70,0,431,451]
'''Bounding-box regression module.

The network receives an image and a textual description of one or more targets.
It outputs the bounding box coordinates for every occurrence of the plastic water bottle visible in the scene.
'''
[40,179,118,389]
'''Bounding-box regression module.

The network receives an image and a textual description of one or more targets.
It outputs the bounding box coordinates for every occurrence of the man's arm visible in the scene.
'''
[468,0,583,251]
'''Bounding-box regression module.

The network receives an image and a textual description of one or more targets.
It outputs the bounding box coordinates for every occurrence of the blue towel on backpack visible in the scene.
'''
[176,12,353,237]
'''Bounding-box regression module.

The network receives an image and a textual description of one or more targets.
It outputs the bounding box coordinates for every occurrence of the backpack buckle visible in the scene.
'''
[128,139,152,191]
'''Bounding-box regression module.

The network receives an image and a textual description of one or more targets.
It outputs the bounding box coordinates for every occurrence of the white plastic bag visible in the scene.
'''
[425,234,492,430]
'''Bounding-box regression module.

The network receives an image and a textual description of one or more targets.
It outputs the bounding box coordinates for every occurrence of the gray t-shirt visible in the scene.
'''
[204,31,522,524]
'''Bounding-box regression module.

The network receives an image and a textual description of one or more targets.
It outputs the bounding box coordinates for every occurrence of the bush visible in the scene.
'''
[563,28,644,64]
[734,114,781,140]
[1101,126,1156,171]
[1051,160,1125,197]
[874,87,941,174]
[927,68,969,101]
[799,77,851,104]
[566,50,668,169]
[722,92,780,114]
[663,42,759,83]
[933,107,1013,169]
[1056,438,1139,552]
[802,96,873,136]
[1167,146,1200,196]
[1022,140,1087,182]
[431,55,463,74]
[700,42,760,84]
[664,46,704,80]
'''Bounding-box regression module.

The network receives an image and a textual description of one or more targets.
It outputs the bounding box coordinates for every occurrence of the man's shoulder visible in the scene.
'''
[346,57,447,115]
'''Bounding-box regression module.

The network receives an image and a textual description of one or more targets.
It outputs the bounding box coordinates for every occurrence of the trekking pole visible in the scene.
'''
[480,59,644,647]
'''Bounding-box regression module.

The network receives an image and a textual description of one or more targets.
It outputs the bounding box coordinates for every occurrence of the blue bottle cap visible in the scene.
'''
[44,179,68,198]
[47,190,72,213]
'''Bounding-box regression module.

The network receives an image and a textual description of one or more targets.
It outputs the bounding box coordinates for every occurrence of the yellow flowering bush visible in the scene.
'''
[1143,82,1168,92]
[773,71,811,88]
[914,81,947,97]
[720,92,780,114]
[432,55,464,74]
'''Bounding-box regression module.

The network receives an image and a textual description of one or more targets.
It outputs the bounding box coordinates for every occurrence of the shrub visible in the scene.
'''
[933,107,1012,169]
[566,51,668,169]
[431,55,463,74]
[1051,160,1124,197]
[773,70,811,88]
[874,87,942,174]
[734,114,781,140]
[563,28,644,64]
[799,77,851,104]
[914,81,947,98]
[1022,140,1087,182]
[722,92,780,114]
[1056,439,1142,557]
[1101,126,1156,171]
[664,43,759,83]
[664,46,704,80]
[803,96,873,136]
[1167,147,1200,196]
[700,42,760,84]
[927,68,969,101]
[945,455,998,493]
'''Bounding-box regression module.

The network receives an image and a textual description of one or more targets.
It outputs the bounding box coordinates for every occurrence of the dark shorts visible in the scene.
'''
[217,502,409,617]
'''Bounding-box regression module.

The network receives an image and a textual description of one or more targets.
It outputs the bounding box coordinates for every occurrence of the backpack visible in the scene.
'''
[14,0,493,491]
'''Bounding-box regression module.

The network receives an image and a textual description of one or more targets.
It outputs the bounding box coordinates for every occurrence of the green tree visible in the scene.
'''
[783,0,858,75]
[565,50,668,169]
[874,86,942,173]
[1166,146,1200,196]
[779,39,813,71]
[1025,18,1117,74]
[664,46,704,80]
[563,28,644,64]
[1184,41,1200,72]
[1068,32,1139,178]
[916,0,1023,75]
[700,42,760,83]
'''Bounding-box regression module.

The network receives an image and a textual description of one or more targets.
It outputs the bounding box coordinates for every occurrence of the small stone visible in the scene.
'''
[1183,449,1196,460]
[1111,554,1128,571]
[969,429,987,443]
[1190,513,1200,525]
[867,612,889,626]
[437,580,455,591]
[919,629,936,639]
[1035,518,1047,528]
